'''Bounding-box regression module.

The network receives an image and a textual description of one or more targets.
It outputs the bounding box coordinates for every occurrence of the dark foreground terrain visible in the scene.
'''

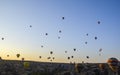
[0,60,120,75]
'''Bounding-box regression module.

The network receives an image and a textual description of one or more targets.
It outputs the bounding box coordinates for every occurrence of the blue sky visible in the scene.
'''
[0,0,120,63]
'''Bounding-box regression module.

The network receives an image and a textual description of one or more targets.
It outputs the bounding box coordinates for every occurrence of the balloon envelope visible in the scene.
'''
[29,25,32,28]
[65,51,67,53]
[99,48,102,52]
[98,21,100,24]
[68,57,70,60]
[16,54,20,58]
[86,56,89,59]
[71,56,74,58]
[45,33,48,35]
[107,57,118,66]
[62,17,64,20]
[85,42,87,44]
[59,30,62,33]
[86,33,88,36]
[73,48,76,51]
[95,37,97,40]
[1,38,4,40]
[7,55,9,57]
[39,56,42,58]
[50,51,53,54]
[58,36,60,39]
[41,45,43,48]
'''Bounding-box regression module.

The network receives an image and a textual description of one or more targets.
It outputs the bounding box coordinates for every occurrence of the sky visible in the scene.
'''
[0,0,120,63]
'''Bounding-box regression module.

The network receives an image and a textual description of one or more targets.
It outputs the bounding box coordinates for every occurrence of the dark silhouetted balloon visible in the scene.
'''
[1,37,4,40]
[53,57,55,60]
[50,51,53,54]
[7,55,9,57]
[86,33,88,36]
[62,17,65,20]
[30,25,32,28]
[58,36,60,39]
[68,57,70,60]
[95,37,97,40]
[47,57,51,59]
[65,51,67,53]
[41,45,43,48]
[39,56,42,59]
[45,33,48,36]
[86,56,89,59]
[71,56,74,58]
[59,30,62,33]
[85,42,87,44]
[99,48,102,52]
[22,58,24,61]
[16,54,20,58]
[98,21,100,24]
[73,48,76,51]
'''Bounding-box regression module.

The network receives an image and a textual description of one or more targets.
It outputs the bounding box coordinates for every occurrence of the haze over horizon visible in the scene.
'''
[0,0,120,63]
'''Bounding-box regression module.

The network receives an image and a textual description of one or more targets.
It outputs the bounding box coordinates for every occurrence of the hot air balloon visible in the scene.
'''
[99,48,102,52]
[59,30,62,33]
[29,25,32,28]
[39,56,42,59]
[107,57,119,72]
[45,33,48,36]
[86,33,88,36]
[16,54,20,58]
[50,51,53,55]
[1,37,4,40]
[73,48,76,51]
[62,17,65,20]
[86,56,89,59]
[68,57,70,60]
[41,45,43,48]
[58,36,60,39]
[7,55,9,57]
[22,58,24,61]
[95,37,97,40]
[53,57,55,60]
[85,42,87,44]
[71,56,74,58]
[47,57,51,59]
[99,48,102,56]
[98,21,100,24]
[65,51,67,53]
[107,57,119,66]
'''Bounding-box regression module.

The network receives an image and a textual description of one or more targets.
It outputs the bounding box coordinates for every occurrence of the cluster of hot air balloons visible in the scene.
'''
[45,51,55,62]
[0,15,103,63]
[84,21,101,60]
[58,30,62,39]
[65,48,78,63]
